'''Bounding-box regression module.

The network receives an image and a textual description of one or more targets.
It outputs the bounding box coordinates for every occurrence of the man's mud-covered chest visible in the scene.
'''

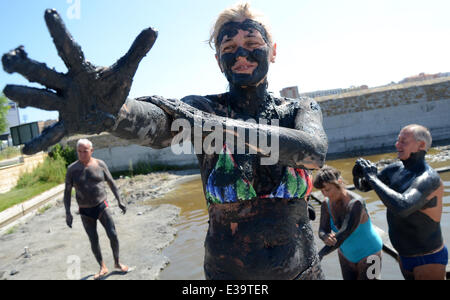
[72,167,105,186]
[388,169,418,193]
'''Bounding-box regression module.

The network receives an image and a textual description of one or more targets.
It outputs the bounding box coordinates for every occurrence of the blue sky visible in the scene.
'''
[1,0,449,123]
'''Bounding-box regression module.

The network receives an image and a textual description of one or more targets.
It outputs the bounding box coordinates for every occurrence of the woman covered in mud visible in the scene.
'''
[2,3,328,279]
[314,166,383,280]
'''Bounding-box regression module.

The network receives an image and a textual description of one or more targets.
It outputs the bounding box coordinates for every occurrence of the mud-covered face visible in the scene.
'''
[217,19,274,87]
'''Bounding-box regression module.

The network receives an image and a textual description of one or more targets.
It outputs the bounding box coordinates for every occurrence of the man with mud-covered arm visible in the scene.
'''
[3,3,327,279]
[354,124,447,280]
[64,139,128,279]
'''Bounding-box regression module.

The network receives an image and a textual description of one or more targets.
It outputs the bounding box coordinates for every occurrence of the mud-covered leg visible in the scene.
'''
[99,209,128,272]
[338,250,358,280]
[99,209,119,264]
[81,215,109,279]
[81,215,103,265]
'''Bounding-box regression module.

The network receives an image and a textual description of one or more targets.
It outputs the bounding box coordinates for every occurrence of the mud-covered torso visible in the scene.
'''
[204,198,317,279]
[380,158,443,256]
[192,92,302,196]
[66,160,109,208]
[185,92,320,279]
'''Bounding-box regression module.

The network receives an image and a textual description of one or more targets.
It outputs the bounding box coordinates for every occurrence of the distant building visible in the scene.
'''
[9,119,58,147]
[300,88,346,99]
[280,86,300,99]
[281,85,368,100]
[0,101,20,147]
[399,72,450,84]
[3,101,20,135]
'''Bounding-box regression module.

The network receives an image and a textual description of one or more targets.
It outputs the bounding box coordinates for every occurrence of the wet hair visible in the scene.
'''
[313,165,345,190]
[209,2,273,55]
[77,138,93,149]
[402,124,432,151]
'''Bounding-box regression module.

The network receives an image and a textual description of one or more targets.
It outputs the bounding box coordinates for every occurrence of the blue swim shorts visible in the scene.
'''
[400,245,448,272]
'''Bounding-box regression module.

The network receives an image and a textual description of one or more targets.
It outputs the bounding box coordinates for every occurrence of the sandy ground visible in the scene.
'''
[0,170,199,280]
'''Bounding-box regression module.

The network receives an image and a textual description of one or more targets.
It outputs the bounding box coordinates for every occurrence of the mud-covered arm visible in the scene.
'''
[99,160,123,206]
[318,201,332,241]
[63,167,73,215]
[278,98,328,169]
[318,200,364,258]
[148,96,328,169]
[358,159,441,218]
[111,97,174,149]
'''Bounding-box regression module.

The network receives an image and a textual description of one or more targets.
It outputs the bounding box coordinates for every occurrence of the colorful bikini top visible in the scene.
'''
[206,144,313,206]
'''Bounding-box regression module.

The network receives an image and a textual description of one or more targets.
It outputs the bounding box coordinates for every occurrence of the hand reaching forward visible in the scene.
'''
[2,9,157,155]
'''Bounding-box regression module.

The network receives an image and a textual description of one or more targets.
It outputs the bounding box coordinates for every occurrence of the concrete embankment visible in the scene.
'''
[63,134,198,173]
[0,184,65,232]
[0,153,47,193]
[318,77,450,158]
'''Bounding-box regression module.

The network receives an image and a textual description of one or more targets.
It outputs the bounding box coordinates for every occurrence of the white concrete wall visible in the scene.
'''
[323,98,450,156]
[93,144,198,172]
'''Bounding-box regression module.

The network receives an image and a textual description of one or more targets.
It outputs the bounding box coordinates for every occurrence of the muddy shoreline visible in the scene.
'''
[0,169,199,280]
[1,146,449,280]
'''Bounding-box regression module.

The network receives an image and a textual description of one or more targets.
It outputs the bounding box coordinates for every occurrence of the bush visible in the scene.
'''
[49,144,77,167]
[15,155,67,189]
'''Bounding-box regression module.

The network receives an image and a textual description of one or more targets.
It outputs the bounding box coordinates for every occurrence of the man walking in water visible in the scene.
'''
[354,124,447,280]
[64,139,128,279]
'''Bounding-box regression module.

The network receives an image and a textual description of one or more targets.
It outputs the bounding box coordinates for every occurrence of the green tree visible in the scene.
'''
[0,94,11,134]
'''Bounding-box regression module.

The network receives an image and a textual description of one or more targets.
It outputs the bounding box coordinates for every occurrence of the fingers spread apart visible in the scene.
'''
[3,85,65,111]
[104,27,158,80]
[45,9,85,72]
[2,46,68,91]
[22,121,67,155]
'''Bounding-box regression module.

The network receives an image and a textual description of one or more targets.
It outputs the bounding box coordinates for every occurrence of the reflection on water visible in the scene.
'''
[153,178,208,280]
[158,150,450,280]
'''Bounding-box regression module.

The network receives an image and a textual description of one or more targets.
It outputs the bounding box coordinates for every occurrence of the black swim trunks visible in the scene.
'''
[79,201,109,220]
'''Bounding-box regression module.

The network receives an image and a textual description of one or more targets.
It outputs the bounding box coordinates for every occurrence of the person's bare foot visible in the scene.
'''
[115,263,129,273]
[94,264,108,280]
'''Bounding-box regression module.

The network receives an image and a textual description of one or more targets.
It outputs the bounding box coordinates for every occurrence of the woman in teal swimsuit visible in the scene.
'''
[314,166,383,280]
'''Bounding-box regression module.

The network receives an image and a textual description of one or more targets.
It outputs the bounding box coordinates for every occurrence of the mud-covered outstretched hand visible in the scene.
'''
[2,9,157,155]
